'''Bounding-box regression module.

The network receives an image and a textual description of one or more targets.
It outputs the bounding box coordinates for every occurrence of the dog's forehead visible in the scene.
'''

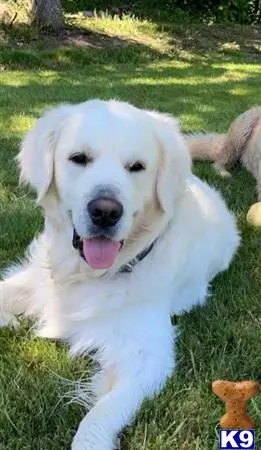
[58,104,158,160]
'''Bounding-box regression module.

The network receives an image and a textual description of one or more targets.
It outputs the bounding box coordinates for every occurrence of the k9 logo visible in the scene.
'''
[219,430,255,449]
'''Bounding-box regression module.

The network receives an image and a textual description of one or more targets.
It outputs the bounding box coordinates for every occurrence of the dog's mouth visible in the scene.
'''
[73,229,123,269]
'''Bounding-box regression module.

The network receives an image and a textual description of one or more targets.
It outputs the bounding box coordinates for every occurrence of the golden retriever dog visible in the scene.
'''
[0,100,239,450]
[185,107,261,201]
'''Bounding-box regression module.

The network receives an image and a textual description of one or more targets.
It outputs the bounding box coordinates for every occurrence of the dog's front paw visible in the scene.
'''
[71,437,114,450]
[71,433,114,450]
[71,416,115,450]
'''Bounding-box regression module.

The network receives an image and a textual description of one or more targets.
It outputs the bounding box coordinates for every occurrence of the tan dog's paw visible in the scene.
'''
[212,162,232,178]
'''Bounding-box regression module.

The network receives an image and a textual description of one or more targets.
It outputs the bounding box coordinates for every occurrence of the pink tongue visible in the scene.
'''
[82,237,121,269]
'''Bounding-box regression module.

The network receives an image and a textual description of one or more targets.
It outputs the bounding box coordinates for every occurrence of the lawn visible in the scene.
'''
[0,10,261,450]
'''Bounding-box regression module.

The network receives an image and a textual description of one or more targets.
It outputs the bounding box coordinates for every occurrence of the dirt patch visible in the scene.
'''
[1,22,144,52]
[63,25,138,49]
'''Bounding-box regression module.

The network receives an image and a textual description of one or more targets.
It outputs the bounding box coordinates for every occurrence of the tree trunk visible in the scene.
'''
[31,0,64,31]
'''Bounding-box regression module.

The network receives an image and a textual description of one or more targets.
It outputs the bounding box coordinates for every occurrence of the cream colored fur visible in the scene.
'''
[0,100,239,449]
[185,107,261,200]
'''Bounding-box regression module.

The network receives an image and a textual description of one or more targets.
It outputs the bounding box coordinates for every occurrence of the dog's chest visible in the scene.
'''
[47,272,171,358]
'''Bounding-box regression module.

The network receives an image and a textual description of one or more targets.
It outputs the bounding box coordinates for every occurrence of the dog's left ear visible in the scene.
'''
[147,110,191,213]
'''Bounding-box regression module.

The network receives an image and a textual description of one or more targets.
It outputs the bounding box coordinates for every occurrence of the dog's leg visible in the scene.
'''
[71,330,174,450]
[170,278,209,316]
[0,266,35,326]
[212,162,231,178]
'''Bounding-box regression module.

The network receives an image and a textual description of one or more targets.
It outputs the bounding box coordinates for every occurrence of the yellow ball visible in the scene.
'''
[246,202,261,227]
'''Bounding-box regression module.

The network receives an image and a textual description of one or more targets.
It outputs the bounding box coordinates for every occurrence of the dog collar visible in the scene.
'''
[118,241,155,273]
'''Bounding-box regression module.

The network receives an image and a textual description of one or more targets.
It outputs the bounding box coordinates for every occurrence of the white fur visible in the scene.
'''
[0,100,239,449]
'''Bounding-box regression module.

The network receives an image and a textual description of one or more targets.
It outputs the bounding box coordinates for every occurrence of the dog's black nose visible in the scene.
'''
[88,198,123,228]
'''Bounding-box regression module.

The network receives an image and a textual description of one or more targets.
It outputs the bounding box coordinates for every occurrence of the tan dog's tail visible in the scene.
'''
[185,133,226,162]
[186,107,261,170]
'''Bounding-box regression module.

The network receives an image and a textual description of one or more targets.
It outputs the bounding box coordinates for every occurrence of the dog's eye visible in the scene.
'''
[69,153,92,166]
[127,161,146,173]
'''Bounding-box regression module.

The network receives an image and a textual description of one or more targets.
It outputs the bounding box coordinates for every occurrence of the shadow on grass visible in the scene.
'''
[2,17,261,72]
[60,2,261,62]
[0,20,169,70]
[160,22,261,59]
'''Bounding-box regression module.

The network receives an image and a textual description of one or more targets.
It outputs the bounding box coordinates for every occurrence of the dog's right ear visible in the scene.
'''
[17,104,73,202]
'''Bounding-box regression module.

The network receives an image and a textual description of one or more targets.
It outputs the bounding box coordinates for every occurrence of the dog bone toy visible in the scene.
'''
[212,380,260,429]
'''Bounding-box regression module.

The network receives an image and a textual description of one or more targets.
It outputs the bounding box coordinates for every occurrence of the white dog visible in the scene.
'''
[0,100,239,449]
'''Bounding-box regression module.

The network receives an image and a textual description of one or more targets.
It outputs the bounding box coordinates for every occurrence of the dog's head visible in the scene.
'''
[18,100,191,274]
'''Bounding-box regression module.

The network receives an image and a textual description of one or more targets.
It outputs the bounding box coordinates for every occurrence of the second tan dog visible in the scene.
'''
[185,107,261,201]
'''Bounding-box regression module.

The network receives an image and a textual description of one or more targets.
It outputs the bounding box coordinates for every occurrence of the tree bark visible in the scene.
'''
[31,0,64,31]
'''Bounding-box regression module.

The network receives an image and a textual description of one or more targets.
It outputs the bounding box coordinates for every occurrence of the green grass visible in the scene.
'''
[1,12,261,450]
